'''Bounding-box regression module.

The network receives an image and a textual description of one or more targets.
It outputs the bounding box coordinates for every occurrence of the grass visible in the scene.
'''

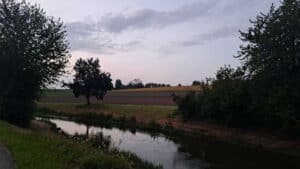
[113,86,202,92]
[38,103,176,123]
[0,121,161,169]
[43,86,201,97]
[43,89,73,97]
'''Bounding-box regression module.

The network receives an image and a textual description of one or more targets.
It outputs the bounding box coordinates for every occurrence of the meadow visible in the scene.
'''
[41,86,200,105]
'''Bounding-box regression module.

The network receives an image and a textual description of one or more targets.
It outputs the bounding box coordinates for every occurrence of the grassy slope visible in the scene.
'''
[39,103,176,123]
[0,121,159,169]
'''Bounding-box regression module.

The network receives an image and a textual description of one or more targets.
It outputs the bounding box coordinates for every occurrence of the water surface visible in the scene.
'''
[40,117,298,169]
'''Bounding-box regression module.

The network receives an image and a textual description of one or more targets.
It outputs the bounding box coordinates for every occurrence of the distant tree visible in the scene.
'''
[192,81,201,86]
[145,83,171,88]
[178,84,182,87]
[127,79,144,88]
[115,79,123,89]
[0,0,70,126]
[65,58,113,105]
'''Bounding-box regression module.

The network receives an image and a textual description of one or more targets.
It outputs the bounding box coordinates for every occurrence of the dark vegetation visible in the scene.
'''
[174,0,300,137]
[0,0,69,126]
[64,58,113,105]
[192,81,201,86]
[114,78,171,90]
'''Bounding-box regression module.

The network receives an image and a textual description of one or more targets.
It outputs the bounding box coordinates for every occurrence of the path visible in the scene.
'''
[0,146,15,169]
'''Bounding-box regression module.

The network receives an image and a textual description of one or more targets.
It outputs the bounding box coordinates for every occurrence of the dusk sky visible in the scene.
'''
[28,0,279,85]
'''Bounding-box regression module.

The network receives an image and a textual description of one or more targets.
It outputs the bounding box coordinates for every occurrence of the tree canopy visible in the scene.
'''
[174,0,300,137]
[66,58,113,105]
[0,0,70,126]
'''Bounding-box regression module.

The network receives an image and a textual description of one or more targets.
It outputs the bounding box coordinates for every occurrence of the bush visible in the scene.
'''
[174,66,300,136]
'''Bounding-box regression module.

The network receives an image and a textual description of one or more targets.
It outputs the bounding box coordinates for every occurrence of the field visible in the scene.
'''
[41,86,200,105]
[39,103,176,123]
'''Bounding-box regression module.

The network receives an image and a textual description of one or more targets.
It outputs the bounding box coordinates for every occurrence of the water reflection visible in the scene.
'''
[39,117,298,169]
[50,119,209,169]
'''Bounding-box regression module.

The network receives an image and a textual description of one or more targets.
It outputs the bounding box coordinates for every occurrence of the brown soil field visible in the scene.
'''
[41,88,195,105]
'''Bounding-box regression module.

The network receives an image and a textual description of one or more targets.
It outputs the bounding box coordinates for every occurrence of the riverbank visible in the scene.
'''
[0,120,161,169]
[38,103,300,157]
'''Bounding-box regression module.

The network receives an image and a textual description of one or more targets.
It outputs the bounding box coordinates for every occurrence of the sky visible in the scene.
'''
[27,0,280,86]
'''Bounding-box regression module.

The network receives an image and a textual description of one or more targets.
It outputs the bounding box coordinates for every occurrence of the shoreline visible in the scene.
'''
[37,105,300,158]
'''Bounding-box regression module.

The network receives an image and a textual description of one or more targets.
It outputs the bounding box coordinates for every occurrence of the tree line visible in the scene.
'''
[174,0,300,137]
[115,79,171,90]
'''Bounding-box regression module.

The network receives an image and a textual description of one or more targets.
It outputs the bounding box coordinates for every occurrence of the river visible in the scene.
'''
[37,117,298,169]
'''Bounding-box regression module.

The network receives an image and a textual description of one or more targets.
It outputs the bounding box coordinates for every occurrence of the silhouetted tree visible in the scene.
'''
[236,0,300,130]
[145,83,171,88]
[127,79,144,88]
[65,58,113,105]
[0,0,70,126]
[192,81,201,86]
[175,0,300,136]
[115,79,123,89]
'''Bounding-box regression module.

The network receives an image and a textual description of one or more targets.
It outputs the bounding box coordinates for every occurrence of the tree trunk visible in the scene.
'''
[86,96,90,105]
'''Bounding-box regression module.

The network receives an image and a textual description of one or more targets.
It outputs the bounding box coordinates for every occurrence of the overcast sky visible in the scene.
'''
[27,0,279,85]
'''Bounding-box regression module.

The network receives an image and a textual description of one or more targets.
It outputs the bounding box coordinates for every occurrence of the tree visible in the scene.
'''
[236,0,300,128]
[0,0,69,126]
[127,79,144,88]
[115,79,123,89]
[65,58,113,105]
[192,81,201,86]
[237,0,300,78]
[175,0,300,136]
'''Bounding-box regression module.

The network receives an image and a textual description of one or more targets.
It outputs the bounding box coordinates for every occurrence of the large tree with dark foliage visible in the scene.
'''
[174,0,300,136]
[236,0,300,129]
[66,58,113,105]
[0,0,69,126]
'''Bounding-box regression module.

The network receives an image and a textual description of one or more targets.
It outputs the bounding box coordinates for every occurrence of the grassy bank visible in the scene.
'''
[39,103,176,123]
[38,103,300,157]
[0,121,161,169]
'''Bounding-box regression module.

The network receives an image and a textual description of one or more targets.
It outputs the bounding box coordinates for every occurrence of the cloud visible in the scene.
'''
[64,0,264,54]
[66,22,142,54]
[176,26,239,47]
[99,1,217,33]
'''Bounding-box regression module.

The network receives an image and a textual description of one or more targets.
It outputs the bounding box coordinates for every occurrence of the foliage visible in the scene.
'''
[236,0,300,131]
[127,78,144,89]
[65,58,113,105]
[175,0,300,137]
[145,83,171,88]
[0,0,69,126]
[115,79,123,89]
[116,78,171,89]
[192,81,201,86]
